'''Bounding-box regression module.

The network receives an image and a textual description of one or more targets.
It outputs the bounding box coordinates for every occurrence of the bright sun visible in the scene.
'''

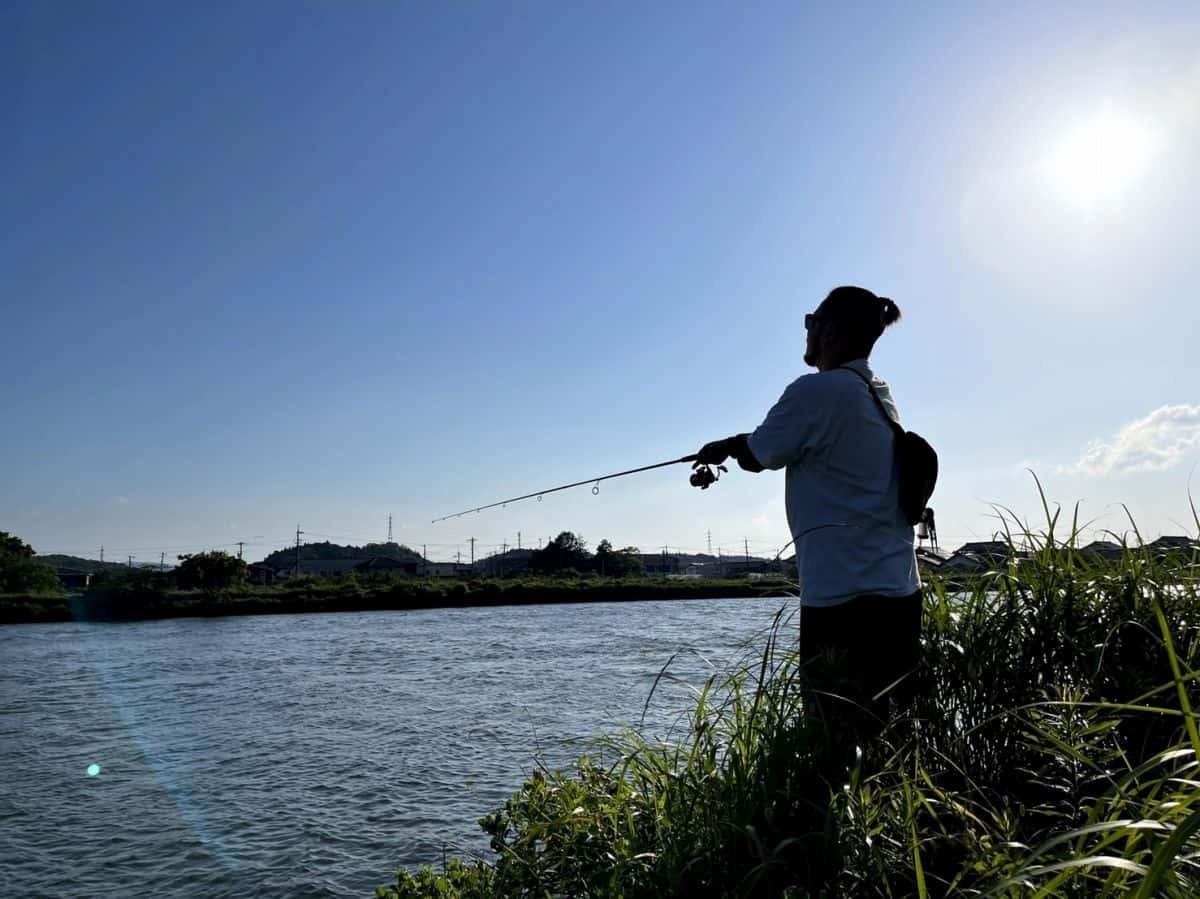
[1037,107,1162,214]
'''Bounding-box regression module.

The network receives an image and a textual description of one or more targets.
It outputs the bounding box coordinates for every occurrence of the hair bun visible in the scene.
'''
[878,296,902,326]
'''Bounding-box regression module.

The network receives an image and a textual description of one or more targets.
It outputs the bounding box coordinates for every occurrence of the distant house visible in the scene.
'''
[278,560,361,579]
[956,541,1011,559]
[356,557,418,576]
[639,553,684,576]
[1078,540,1124,560]
[937,540,1015,575]
[656,555,781,578]
[916,548,950,570]
[742,560,784,576]
[57,569,93,590]
[426,561,472,578]
[1145,536,1199,557]
[247,562,277,585]
[940,552,990,575]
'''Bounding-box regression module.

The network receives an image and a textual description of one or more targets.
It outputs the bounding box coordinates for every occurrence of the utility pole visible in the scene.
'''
[500,542,507,577]
[469,537,475,566]
[422,544,427,577]
[517,531,521,550]
[127,555,134,568]
[236,541,245,560]
[744,538,750,574]
[456,550,462,565]
[707,530,713,555]
[295,525,304,578]
[160,552,165,572]
[718,547,723,577]
[100,546,104,564]
[388,515,393,543]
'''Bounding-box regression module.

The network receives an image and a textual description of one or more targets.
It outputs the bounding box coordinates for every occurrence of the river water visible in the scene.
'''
[0,596,797,898]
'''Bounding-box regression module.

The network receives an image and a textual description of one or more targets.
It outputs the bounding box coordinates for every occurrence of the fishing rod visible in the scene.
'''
[431,454,728,523]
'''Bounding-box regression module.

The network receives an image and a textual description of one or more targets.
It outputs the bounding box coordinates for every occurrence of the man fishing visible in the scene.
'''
[693,285,923,723]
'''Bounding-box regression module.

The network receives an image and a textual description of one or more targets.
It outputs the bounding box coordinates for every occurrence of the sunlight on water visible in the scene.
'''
[87,763,101,777]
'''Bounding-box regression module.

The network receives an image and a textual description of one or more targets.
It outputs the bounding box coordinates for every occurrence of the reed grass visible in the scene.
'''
[379,486,1200,897]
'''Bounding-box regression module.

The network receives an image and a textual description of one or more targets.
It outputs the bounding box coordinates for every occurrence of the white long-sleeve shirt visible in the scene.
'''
[748,358,920,607]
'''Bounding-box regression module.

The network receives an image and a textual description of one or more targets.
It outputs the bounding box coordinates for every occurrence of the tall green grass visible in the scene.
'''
[378,490,1200,897]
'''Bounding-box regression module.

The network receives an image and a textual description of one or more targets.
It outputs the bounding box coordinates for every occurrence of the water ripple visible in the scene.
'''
[0,597,793,896]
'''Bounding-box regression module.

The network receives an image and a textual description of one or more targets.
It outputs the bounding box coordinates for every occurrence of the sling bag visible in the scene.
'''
[841,367,938,527]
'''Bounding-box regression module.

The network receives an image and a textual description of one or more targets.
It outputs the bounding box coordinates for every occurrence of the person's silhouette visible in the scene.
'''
[694,285,923,729]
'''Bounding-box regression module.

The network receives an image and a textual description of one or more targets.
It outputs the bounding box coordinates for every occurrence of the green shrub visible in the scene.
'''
[377,858,495,898]
[0,531,61,594]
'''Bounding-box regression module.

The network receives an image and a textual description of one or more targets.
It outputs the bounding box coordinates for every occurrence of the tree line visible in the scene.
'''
[527,532,644,577]
[1,528,650,598]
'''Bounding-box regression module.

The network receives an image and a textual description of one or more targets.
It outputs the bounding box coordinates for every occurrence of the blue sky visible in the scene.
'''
[4,2,1199,564]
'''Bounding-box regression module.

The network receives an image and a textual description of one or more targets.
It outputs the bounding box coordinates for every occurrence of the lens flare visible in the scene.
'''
[1037,106,1162,213]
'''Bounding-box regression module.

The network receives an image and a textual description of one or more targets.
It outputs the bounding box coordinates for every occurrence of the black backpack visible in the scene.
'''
[841,367,938,527]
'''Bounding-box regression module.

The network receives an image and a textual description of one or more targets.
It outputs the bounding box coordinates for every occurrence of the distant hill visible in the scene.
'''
[259,541,425,569]
[34,554,137,574]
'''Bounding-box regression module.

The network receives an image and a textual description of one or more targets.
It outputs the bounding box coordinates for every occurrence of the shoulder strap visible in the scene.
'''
[839,366,905,439]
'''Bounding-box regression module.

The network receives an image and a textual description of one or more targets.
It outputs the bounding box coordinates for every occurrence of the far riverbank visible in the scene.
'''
[0,576,795,625]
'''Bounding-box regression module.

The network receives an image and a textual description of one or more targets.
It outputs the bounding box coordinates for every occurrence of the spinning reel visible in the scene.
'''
[689,463,727,490]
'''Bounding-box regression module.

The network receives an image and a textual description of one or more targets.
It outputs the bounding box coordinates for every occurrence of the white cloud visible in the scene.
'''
[114,496,131,505]
[1063,405,1200,476]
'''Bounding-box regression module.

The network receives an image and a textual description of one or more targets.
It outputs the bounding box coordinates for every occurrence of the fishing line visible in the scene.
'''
[432,454,707,523]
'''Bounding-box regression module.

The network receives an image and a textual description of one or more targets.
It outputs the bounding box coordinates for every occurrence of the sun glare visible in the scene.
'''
[1037,107,1162,214]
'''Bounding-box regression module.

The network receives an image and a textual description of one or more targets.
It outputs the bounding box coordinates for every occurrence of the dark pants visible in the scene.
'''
[800,590,923,732]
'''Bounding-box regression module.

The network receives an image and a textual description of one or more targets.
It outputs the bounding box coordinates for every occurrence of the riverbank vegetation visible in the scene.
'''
[378,498,1200,897]
[0,571,792,625]
[0,531,61,595]
[0,527,791,624]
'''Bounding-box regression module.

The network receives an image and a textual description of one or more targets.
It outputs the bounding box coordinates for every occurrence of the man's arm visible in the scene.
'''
[695,375,815,476]
[744,377,816,470]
